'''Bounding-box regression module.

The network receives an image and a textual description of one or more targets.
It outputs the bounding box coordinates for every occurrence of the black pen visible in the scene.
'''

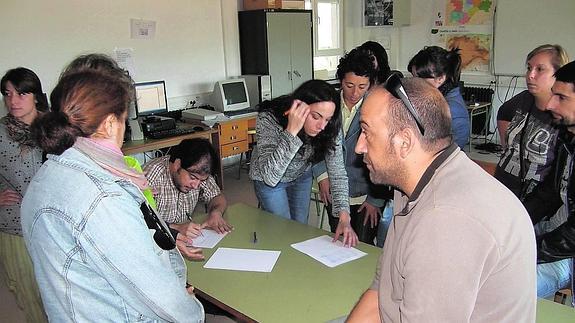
[253,231,257,244]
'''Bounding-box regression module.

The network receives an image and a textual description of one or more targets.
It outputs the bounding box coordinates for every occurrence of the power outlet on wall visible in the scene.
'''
[168,92,212,111]
[167,95,196,111]
[192,92,211,107]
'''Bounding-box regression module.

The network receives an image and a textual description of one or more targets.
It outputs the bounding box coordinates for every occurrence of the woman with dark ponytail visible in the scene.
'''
[249,79,358,247]
[359,41,391,85]
[408,46,470,148]
[22,70,204,322]
[0,67,48,322]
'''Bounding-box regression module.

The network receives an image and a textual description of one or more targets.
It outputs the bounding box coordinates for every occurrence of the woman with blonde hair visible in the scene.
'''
[495,44,569,199]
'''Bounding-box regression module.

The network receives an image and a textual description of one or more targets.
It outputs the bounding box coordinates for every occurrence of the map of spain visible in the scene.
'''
[447,0,493,25]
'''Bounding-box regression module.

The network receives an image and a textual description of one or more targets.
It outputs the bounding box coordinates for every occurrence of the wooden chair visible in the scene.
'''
[310,179,327,230]
[237,128,257,179]
[471,159,496,176]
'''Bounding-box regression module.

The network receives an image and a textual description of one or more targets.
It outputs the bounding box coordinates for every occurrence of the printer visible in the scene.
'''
[140,116,176,134]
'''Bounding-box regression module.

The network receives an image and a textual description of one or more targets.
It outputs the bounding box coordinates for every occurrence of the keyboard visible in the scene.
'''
[146,127,196,139]
[224,107,258,119]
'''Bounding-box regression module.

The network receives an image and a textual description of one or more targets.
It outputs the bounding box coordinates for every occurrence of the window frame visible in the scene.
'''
[308,0,344,78]
[313,0,343,57]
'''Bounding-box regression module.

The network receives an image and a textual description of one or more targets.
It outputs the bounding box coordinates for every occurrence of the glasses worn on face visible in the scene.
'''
[181,167,210,182]
[140,203,176,250]
[384,73,426,136]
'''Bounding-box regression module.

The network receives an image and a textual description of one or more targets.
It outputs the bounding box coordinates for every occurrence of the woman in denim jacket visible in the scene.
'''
[21,70,204,322]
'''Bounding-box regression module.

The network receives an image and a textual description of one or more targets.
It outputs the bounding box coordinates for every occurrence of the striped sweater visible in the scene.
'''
[249,111,350,216]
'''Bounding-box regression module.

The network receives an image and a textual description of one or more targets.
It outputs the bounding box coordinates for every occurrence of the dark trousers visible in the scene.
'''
[327,203,380,245]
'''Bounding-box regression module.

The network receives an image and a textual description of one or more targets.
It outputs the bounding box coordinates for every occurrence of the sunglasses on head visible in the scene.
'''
[384,73,426,136]
[140,203,176,250]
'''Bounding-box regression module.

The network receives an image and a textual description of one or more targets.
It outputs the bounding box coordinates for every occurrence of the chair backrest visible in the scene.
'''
[472,159,496,176]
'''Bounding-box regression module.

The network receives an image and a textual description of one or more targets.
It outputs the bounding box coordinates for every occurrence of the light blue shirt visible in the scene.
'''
[21,147,204,322]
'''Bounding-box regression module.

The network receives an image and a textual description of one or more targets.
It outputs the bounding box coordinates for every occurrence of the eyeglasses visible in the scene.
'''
[181,167,210,183]
[384,73,426,136]
[140,203,176,250]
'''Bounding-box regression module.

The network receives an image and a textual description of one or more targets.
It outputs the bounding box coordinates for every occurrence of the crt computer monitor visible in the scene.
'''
[134,81,169,117]
[210,78,251,113]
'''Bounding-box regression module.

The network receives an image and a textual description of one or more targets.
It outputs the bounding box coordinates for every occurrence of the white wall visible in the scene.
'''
[0,0,242,115]
[1,0,527,135]
[343,0,532,140]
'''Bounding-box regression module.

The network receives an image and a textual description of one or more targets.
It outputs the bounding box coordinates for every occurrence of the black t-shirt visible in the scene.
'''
[494,91,559,198]
[496,91,526,122]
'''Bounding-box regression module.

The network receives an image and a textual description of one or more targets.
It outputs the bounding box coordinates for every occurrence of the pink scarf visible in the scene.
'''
[73,137,149,191]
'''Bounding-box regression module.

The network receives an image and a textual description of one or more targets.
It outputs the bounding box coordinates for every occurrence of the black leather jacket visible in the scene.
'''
[523,130,575,263]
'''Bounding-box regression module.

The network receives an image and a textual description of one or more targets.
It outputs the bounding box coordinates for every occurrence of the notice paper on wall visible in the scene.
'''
[189,229,228,249]
[291,235,367,268]
[130,19,156,39]
[204,248,281,272]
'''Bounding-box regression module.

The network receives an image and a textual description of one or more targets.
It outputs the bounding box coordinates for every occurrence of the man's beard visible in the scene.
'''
[553,119,575,129]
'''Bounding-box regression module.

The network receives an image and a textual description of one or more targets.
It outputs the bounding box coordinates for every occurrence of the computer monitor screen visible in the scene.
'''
[210,78,250,112]
[135,81,168,117]
[222,82,248,105]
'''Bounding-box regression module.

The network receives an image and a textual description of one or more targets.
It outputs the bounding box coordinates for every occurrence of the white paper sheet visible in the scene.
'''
[188,229,228,249]
[291,235,367,268]
[203,248,281,272]
[114,48,136,79]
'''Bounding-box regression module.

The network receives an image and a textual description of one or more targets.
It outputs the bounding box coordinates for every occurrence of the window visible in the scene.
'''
[306,0,343,79]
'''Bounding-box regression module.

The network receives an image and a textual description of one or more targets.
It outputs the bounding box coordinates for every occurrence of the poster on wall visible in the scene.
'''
[430,0,495,73]
[363,0,394,27]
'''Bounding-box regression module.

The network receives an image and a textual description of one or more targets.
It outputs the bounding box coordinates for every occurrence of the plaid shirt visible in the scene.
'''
[143,156,221,224]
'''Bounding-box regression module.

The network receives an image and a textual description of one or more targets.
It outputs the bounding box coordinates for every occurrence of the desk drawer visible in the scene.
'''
[220,120,248,144]
[221,141,248,158]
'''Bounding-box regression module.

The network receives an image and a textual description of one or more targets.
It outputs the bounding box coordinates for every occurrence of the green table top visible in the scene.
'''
[186,203,381,323]
[537,298,575,323]
[186,204,575,323]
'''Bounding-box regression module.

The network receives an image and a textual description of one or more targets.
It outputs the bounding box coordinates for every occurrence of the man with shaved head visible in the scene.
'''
[347,76,536,322]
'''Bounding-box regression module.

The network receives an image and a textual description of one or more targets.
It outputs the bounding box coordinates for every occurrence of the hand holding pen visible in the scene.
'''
[170,220,203,246]
[284,99,309,137]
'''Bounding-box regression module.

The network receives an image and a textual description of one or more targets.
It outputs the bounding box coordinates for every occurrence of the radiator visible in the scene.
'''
[461,86,494,135]
[461,86,494,103]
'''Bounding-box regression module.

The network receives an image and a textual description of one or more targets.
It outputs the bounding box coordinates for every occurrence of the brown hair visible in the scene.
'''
[1,67,49,112]
[51,53,134,112]
[32,70,131,155]
[527,44,570,72]
[384,78,452,152]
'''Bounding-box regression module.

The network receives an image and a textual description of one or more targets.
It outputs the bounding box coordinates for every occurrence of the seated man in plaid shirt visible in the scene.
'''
[144,138,231,260]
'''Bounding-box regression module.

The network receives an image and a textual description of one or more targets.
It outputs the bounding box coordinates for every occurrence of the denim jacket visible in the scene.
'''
[21,147,204,322]
[444,87,470,149]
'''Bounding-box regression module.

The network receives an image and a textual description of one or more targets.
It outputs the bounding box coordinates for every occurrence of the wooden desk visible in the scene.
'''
[121,123,222,186]
[216,115,257,158]
[186,203,381,323]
